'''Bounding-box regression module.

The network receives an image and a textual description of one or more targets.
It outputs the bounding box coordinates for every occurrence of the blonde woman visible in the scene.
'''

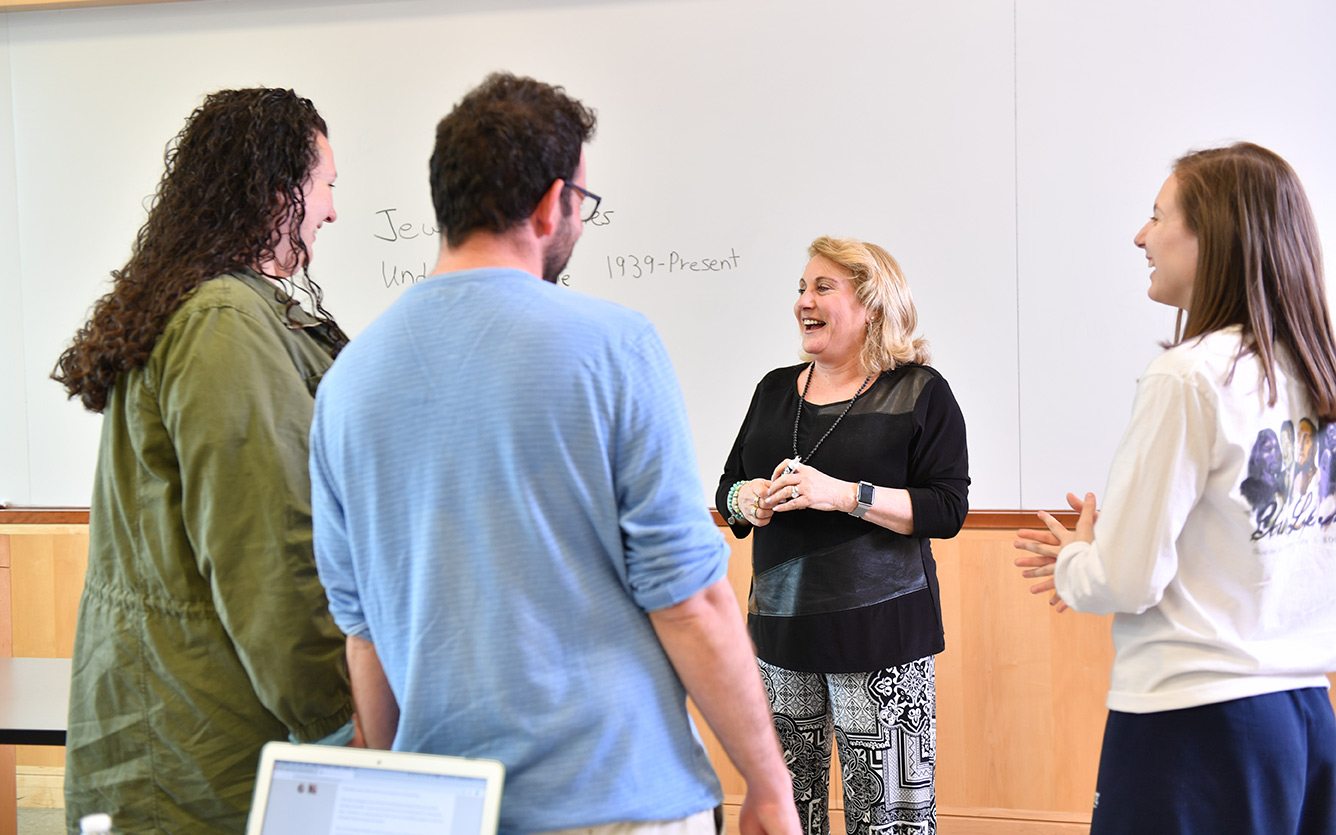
[718,236,970,834]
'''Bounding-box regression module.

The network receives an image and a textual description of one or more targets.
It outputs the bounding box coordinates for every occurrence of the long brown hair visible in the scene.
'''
[1173,142,1336,420]
[52,88,345,413]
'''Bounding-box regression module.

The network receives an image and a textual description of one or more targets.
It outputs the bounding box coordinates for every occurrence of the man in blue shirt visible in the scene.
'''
[310,72,798,835]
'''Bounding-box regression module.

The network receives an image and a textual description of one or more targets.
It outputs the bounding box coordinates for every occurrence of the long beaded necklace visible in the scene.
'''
[791,363,873,467]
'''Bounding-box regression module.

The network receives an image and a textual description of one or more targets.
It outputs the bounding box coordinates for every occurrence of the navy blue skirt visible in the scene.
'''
[1090,687,1336,834]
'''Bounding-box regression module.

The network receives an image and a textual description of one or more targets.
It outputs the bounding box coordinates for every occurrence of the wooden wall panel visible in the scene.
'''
[0,745,12,835]
[1047,601,1116,812]
[1,522,1333,833]
[2,526,88,771]
[945,533,1050,811]
[0,534,12,834]
[934,537,966,813]
[8,526,88,659]
[933,531,1112,815]
[696,528,1110,828]
[685,532,751,799]
[0,534,11,656]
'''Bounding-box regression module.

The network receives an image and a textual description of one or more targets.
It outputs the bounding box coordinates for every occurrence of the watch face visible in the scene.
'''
[857,482,875,506]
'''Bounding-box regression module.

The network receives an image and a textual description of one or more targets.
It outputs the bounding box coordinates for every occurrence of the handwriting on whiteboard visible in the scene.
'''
[373,205,615,244]
[373,208,439,242]
[605,249,741,278]
[372,205,735,289]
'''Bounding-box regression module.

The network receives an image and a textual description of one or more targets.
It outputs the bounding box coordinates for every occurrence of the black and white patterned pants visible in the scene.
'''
[758,656,936,835]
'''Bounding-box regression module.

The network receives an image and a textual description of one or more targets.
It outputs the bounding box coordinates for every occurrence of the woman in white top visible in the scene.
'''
[1014,142,1336,835]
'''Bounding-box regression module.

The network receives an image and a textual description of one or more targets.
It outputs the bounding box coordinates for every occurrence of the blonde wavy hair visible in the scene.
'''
[804,236,930,373]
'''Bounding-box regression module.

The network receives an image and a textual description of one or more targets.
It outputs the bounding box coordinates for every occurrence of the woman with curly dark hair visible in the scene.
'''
[53,88,355,834]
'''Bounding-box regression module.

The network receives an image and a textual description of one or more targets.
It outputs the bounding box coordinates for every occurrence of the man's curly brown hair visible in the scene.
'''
[52,88,345,413]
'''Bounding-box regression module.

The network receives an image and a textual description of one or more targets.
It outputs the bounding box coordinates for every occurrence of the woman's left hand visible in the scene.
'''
[763,458,852,514]
[1012,492,1097,613]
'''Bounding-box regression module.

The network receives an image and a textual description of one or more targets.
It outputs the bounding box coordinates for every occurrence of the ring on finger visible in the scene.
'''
[791,485,800,499]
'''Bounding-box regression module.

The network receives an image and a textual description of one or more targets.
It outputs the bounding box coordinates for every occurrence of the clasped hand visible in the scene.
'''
[759,458,850,515]
[739,459,860,527]
[1012,492,1098,614]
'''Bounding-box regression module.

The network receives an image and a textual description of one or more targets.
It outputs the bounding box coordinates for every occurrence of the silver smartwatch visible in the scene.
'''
[849,481,875,518]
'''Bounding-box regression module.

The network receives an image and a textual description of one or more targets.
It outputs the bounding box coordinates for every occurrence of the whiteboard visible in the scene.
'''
[1015,0,1336,508]
[2,0,1334,511]
[0,14,29,504]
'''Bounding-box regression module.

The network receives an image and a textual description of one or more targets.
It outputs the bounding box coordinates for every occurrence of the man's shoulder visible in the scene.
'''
[425,267,648,324]
[498,273,657,349]
[335,267,657,381]
[529,276,650,331]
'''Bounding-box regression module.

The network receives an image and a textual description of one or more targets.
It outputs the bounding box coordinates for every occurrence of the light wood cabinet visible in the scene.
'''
[0,525,86,774]
[2,521,1334,834]
[694,527,1336,833]
[692,529,1113,833]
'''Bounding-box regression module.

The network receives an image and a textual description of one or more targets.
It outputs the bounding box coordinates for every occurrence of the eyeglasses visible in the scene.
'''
[564,182,602,222]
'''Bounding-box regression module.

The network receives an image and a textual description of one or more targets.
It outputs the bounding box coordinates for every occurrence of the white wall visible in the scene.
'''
[7,0,1020,506]
[0,15,31,506]
[1015,0,1336,507]
[4,0,1336,508]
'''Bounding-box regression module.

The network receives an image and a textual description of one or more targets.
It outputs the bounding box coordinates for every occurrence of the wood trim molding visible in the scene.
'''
[959,509,1081,528]
[0,507,1081,528]
[707,507,1079,529]
[0,508,91,524]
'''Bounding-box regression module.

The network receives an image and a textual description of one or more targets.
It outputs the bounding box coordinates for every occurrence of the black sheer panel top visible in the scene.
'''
[716,363,970,672]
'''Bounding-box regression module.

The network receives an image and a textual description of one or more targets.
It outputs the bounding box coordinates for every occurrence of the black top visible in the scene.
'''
[716,363,970,672]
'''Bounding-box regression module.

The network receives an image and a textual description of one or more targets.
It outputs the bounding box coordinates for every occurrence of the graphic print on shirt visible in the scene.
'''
[1241,417,1336,539]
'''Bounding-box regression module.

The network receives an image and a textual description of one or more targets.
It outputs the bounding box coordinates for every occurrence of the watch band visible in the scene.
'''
[849,481,874,518]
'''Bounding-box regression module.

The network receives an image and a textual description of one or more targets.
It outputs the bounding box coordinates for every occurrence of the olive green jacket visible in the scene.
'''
[64,272,354,834]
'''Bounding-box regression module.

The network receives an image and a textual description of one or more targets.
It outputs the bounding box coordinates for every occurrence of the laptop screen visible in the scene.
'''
[248,743,504,835]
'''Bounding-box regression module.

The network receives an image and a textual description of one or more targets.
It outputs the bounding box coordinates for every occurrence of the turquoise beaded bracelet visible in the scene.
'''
[726,480,748,525]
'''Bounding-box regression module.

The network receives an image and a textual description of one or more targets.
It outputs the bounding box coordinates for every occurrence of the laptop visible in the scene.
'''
[246,741,505,835]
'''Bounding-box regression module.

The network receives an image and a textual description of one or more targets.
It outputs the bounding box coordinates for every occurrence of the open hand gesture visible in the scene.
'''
[1012,492,1097,613]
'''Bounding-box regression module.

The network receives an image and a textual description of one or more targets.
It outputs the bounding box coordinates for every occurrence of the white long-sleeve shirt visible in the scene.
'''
[1057,325,1336,713]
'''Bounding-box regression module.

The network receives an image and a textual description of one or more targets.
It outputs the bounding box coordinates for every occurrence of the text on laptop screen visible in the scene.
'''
[260,759,490,835]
